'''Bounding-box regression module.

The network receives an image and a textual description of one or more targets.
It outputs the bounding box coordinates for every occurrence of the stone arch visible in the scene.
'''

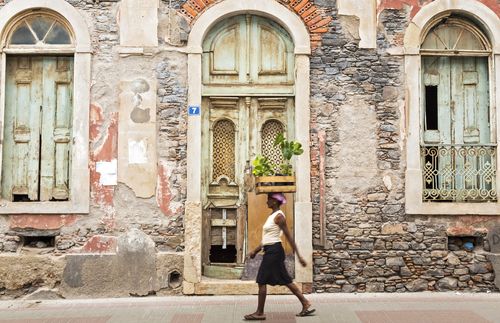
[183,0,332,51]
[187,0,311,54]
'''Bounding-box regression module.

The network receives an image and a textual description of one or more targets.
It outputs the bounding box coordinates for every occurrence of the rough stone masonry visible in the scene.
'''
[0,0,499,299]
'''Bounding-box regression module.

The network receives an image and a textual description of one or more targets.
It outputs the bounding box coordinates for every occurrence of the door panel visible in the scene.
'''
[201,15,296,276]
[202,96,295,269]
[202,15,294,92]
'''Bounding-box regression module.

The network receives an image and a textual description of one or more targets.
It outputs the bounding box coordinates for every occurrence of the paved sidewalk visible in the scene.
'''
[0,293,499,323]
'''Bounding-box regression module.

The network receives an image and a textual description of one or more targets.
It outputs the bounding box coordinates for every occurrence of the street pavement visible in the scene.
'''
[0,292,499,323]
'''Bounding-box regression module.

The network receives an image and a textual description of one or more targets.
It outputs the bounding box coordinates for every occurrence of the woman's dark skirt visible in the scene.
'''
[256,242,292,286]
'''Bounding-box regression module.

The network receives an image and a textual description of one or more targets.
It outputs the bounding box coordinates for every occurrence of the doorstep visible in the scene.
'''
[183,277,303,295]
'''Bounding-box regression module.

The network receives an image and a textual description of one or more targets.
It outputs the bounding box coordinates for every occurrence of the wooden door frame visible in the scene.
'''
[184,0,313,293]
[0,0,91,213]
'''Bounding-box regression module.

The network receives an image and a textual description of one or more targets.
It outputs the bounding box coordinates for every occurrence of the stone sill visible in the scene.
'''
[183,278,305,295]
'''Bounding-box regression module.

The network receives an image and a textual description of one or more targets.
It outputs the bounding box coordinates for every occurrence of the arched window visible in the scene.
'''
[8,14,73,46]
[420,16,495,202]
[0,1,91,214]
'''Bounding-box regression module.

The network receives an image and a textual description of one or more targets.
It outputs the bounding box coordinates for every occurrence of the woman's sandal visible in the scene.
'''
[296,308,316,317]
[244,313,266,320]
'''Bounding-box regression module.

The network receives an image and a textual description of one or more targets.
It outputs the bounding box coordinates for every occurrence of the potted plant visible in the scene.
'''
[253,133,303,194]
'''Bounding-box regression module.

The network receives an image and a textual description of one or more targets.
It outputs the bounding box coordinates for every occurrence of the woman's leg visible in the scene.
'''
[244,284,267,320]
[256,284,267,314]
[286,282,311,311]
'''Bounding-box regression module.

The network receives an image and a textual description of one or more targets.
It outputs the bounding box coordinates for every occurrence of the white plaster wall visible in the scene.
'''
[338,0,377,49]
[119,0,159,47]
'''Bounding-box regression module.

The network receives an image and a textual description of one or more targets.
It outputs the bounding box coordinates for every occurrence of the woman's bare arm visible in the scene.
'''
[249,244,262,259]
[275,213,307,267]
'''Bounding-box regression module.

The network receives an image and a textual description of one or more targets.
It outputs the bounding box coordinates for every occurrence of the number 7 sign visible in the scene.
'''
[188,105,200,116]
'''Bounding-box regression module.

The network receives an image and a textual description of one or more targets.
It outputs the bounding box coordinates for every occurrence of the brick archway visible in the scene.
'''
[181,0,332,49]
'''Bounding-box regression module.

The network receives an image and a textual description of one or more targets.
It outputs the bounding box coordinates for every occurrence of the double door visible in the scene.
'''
[422,56,493,199]
[201,96,294,267]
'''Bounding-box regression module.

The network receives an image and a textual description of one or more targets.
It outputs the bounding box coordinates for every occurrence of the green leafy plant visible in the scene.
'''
[273,133,304,176]
[252,155,274,176]
[251,133,304,176]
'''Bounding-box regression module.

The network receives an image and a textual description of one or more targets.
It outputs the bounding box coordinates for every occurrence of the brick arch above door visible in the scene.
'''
[180,0,332,50]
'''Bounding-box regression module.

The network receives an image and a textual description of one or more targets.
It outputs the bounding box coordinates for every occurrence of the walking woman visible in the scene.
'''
[244,193,315,320]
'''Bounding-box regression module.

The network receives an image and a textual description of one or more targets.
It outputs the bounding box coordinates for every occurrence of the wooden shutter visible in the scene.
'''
[2,56,73,202]
[3,57,43,201]
[40,57,73,201]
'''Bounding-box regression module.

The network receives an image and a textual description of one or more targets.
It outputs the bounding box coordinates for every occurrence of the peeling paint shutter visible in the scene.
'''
[41,57,73,201]
[423,56,490,146]
[3,57,43,201]
[2,56,73,202]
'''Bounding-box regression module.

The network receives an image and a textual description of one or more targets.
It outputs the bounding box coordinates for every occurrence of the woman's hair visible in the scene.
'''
[269,193,286,205]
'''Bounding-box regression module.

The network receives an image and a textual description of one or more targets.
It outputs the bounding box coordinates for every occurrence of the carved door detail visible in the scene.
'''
[201,15,295,274]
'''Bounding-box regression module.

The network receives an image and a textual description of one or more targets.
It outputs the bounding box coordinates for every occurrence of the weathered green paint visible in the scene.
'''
[200,15,296,268]
[2,56,73,201]
[202,15,294,95]
[423,56,489,145]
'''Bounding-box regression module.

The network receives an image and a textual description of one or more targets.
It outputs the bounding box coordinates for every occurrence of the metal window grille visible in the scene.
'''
[212,119,235,181]
[261,120,284,173]
[421,145,497,201]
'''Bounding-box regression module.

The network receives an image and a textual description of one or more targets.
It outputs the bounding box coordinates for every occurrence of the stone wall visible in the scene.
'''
[0,0,499,297]
[0,0,189,297]
[310,1,499,293]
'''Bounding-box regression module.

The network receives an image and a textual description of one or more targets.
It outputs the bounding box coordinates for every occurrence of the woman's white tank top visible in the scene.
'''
[262,210,285,245]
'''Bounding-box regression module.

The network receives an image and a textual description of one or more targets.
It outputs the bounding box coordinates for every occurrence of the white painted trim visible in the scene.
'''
[404,0,500,54]
[0,0,91,214]
[187,0,311,55]
[184,0,312,290]
[404,0,500,215]
[0,0,91,53]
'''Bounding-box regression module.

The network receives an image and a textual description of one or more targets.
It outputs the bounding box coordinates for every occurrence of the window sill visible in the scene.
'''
[0,200,88,214]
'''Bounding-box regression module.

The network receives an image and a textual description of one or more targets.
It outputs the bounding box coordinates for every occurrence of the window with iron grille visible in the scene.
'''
[420,17,496,202]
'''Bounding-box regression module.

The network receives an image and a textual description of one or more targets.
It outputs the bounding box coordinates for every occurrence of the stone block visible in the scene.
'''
[437,277,458,291]
[446,253,461,265]
[156,252,184,290]
[0,254,64,290]
[386,257,405,267]
[60,229,158,298]
[405,279,428,292]
[366,282,384,292]
[23,288,63,300]
[487,226,500,254]
[468,262,491,274]
[381,222,405,235]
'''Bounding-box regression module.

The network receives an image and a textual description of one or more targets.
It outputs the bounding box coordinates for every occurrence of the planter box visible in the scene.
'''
[255,176,296,194]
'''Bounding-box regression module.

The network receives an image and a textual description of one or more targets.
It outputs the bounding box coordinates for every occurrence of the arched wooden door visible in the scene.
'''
[201,15,295,277]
